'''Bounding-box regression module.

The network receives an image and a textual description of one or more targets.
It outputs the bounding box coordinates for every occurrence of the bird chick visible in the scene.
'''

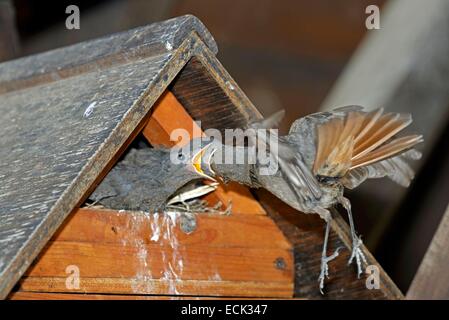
[88,138,217,213]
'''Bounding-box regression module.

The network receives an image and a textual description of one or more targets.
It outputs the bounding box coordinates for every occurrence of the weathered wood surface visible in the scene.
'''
[171,57,257,135]
[0,15,218,299]
[319,0,449,250]
[258,190,403,299]
[407,203,449,299]
[9,292,274,300]
[144,91,266,215]
[15,207,294,298]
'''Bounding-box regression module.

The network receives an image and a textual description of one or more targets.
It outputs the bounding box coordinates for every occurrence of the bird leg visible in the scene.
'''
[340,197,367,278]
[316,207,341,294]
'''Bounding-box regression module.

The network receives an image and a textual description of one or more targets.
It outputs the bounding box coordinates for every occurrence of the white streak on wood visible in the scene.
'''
[83,102,97,118]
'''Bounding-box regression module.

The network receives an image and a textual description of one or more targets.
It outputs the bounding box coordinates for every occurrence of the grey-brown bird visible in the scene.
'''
[203,106,423,292]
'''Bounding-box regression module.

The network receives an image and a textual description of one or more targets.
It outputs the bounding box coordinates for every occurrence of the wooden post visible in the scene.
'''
[407,203,449,299]
[0,0,19,62]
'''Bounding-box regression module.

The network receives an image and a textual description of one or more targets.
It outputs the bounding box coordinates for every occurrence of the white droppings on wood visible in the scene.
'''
[150,212,160,242]
[209,272,222,281]
[126,212,153,294]
[165,41,173,51]
[165,211,179,225]
[83,101,97,118]
[157,213,184,295]
[124,211,186,295]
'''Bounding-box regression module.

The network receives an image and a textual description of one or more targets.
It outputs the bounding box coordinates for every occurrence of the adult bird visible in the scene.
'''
[89,106,423,293]
[201,106,423,292]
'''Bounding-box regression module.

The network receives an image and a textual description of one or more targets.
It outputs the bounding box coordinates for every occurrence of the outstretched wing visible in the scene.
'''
[249,110,322,202]
[312,107,423,187]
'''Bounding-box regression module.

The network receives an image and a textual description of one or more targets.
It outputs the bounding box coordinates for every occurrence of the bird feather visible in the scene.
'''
[312,107,422,184]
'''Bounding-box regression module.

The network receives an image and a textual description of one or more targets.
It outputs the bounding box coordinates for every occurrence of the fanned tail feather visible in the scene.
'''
[313,107,423,187]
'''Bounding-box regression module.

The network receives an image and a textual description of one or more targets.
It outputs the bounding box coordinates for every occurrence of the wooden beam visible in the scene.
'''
[407,203,449,299]
[9,291,275,300]
[144,90,266,215]
[15,208,294,298]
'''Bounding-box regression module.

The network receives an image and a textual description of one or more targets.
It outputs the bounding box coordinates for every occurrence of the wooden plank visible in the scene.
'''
[24,244,290,281]
[17,208,294,298]
[144,91,266,215]
[9,291,271,300]
[16,278,290,298]
[407,203,449,299]
[41,208,291,249]
[9,292,192,300]
[0,17,216,300]
[10,292,170,300]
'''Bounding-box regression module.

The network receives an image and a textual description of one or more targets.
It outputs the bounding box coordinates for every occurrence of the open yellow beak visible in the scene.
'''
[192,144,216,181]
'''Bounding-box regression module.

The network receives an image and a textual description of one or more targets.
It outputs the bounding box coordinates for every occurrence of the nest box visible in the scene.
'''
[0,15,402,300]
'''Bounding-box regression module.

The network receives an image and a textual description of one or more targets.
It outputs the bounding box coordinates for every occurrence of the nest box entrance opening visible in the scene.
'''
[83,57,267,216]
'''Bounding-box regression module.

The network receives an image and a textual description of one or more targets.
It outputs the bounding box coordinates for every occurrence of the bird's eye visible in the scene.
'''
[178,152,186,161]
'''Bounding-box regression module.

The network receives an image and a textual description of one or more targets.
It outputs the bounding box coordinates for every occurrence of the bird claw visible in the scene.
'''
[348,236,368,278]
[318,247,341,294]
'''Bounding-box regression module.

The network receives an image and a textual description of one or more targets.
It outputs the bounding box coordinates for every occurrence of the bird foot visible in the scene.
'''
[318,247,341,294]
[348,236,368,278]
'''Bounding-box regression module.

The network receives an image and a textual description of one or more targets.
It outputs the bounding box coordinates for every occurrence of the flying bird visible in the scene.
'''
[203,106,423,292]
